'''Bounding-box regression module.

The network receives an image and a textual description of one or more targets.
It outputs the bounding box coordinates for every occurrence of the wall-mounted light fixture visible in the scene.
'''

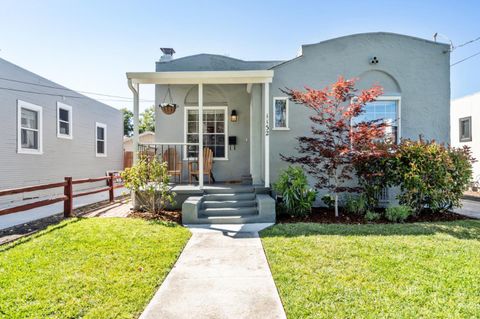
[230,110,238,122]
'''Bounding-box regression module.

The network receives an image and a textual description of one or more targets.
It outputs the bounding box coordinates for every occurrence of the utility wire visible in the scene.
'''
[0,86,149,103]
[0,76,154,102]
[451,50,480,67]
[452,36,480,51]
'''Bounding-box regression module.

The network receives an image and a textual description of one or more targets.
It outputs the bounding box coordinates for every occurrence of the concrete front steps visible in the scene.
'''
[182,186,275,224]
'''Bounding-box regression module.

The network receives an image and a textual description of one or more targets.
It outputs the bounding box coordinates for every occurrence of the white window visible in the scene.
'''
[459,117,472,142]
[354,96,401,143]
[57,102,73,139]
[17,100,43,154]
[184,106,228,160]
[95,122,107,157]
[273,97,289,130]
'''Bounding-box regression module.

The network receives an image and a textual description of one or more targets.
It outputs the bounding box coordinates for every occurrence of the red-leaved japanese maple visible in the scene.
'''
[281,76,388,216]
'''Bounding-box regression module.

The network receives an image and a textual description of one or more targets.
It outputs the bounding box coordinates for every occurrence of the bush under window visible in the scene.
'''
[273,166,317,217]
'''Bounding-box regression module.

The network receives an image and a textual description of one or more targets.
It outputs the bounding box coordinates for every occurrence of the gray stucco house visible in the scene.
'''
[126,32,450,224]
[0,58,123,227]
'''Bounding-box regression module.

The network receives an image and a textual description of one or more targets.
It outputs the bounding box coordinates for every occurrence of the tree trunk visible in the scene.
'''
[152,193,156,214]
[334,193,339,217]
[334,171,339,217]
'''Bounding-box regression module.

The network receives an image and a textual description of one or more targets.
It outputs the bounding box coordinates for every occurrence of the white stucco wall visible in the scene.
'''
[451,92,480,180]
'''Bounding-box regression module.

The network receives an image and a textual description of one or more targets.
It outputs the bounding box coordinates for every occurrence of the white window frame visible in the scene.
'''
[184,106,229,160]
[57,102,73,139]
[95,122,107,157]
[17,100,43,155]
[361,96,402,144]
[272,97,290,130]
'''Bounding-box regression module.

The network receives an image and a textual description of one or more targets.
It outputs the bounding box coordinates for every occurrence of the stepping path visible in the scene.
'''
[140,224,286,319]
[81,198,131,218]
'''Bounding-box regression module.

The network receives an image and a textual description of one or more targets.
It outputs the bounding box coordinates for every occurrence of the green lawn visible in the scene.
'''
[0,218,190,319]
[261,221,480,319]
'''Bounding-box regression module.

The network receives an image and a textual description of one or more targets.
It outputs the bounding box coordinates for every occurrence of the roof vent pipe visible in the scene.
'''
[160,48,175,62]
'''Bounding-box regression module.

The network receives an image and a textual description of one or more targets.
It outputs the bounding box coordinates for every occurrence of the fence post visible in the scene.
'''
[64,177,73,218]
[108,173,114,202]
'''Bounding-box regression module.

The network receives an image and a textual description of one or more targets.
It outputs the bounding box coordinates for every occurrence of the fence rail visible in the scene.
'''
[0,173,124,218]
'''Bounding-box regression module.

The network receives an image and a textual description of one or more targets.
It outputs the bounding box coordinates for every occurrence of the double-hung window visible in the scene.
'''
[57,102,73,139]
[354,97,401,143]
[17,100,43,154]
[96,122,107,157]
[185,107,227,160]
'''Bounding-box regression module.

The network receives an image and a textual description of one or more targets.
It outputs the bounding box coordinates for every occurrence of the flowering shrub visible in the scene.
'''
[121,155,175,214]
[355,138,474,213]
[394,139,473,212]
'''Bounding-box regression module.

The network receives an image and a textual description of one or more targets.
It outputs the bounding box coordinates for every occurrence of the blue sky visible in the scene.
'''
[1,0,479,111]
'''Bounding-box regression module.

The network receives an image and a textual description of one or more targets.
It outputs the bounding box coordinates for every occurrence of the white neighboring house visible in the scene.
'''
[0,57,123,229]
[451,92,480,181]
[123,131,155,152]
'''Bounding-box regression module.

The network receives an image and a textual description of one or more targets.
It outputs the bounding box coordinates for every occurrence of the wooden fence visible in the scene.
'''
[0,173,124,218]
[124,151,133,169]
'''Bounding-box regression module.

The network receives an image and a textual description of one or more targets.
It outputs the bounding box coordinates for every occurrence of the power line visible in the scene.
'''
[451,50,480,67]
[0,76,154,102]
[452,36,480,51]
[0,86,150,103]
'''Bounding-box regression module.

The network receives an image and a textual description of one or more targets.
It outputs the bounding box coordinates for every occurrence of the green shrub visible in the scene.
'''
[385,206,412,223]
[121,155,175,214]
[353,143,398,209]
[365,210,381,222]
[395,140,474,213]
[273,166,317,217]
[321,194,335,209]
[355,138,474,214]
[344,194,368,215]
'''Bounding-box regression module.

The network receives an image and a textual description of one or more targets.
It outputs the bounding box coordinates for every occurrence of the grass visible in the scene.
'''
[0,218,191,319]
[261,221,480,319]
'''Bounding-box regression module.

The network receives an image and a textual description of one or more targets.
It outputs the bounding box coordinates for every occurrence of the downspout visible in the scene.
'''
[128,78,140,165]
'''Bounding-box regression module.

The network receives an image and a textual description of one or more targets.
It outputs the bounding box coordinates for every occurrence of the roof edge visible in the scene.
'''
[302,32,451,49]
[156,53,283,65]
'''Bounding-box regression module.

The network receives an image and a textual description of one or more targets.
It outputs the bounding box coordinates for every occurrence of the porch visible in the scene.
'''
[126,70,276,224]
[126,70,274,189]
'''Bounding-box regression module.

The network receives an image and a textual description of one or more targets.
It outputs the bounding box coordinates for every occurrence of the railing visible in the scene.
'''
[0,173,124,218]
[138,143,200,185]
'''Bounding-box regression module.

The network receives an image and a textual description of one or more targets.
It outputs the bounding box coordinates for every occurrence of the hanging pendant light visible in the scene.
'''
[159,85,178,115]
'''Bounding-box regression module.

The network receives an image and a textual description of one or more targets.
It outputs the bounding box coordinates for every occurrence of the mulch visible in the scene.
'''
[128,210,182,224]
[277,207,471,224]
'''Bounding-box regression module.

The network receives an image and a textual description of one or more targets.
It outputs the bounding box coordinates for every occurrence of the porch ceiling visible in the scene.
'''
[126,70,274,85]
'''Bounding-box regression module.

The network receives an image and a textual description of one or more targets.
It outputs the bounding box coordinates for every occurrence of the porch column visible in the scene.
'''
[263,82,270,187]
[250,85,262,185]
[128,80,140,165]
[198,83,204,189]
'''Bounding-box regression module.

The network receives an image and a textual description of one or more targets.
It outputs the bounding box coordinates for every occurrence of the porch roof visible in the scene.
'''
[126,70,274,85]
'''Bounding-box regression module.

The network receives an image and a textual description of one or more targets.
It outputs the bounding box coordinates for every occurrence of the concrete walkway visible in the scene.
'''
[454,199,480,219]
[139,224,286,319]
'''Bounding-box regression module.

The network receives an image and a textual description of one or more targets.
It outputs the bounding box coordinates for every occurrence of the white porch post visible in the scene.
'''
[263,82,270,187]
[128,80,140,165]
[198,83,204,189]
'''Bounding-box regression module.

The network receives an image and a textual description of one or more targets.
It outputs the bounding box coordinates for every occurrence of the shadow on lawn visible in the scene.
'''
[260,220,480,241]
[0,218,83,253]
